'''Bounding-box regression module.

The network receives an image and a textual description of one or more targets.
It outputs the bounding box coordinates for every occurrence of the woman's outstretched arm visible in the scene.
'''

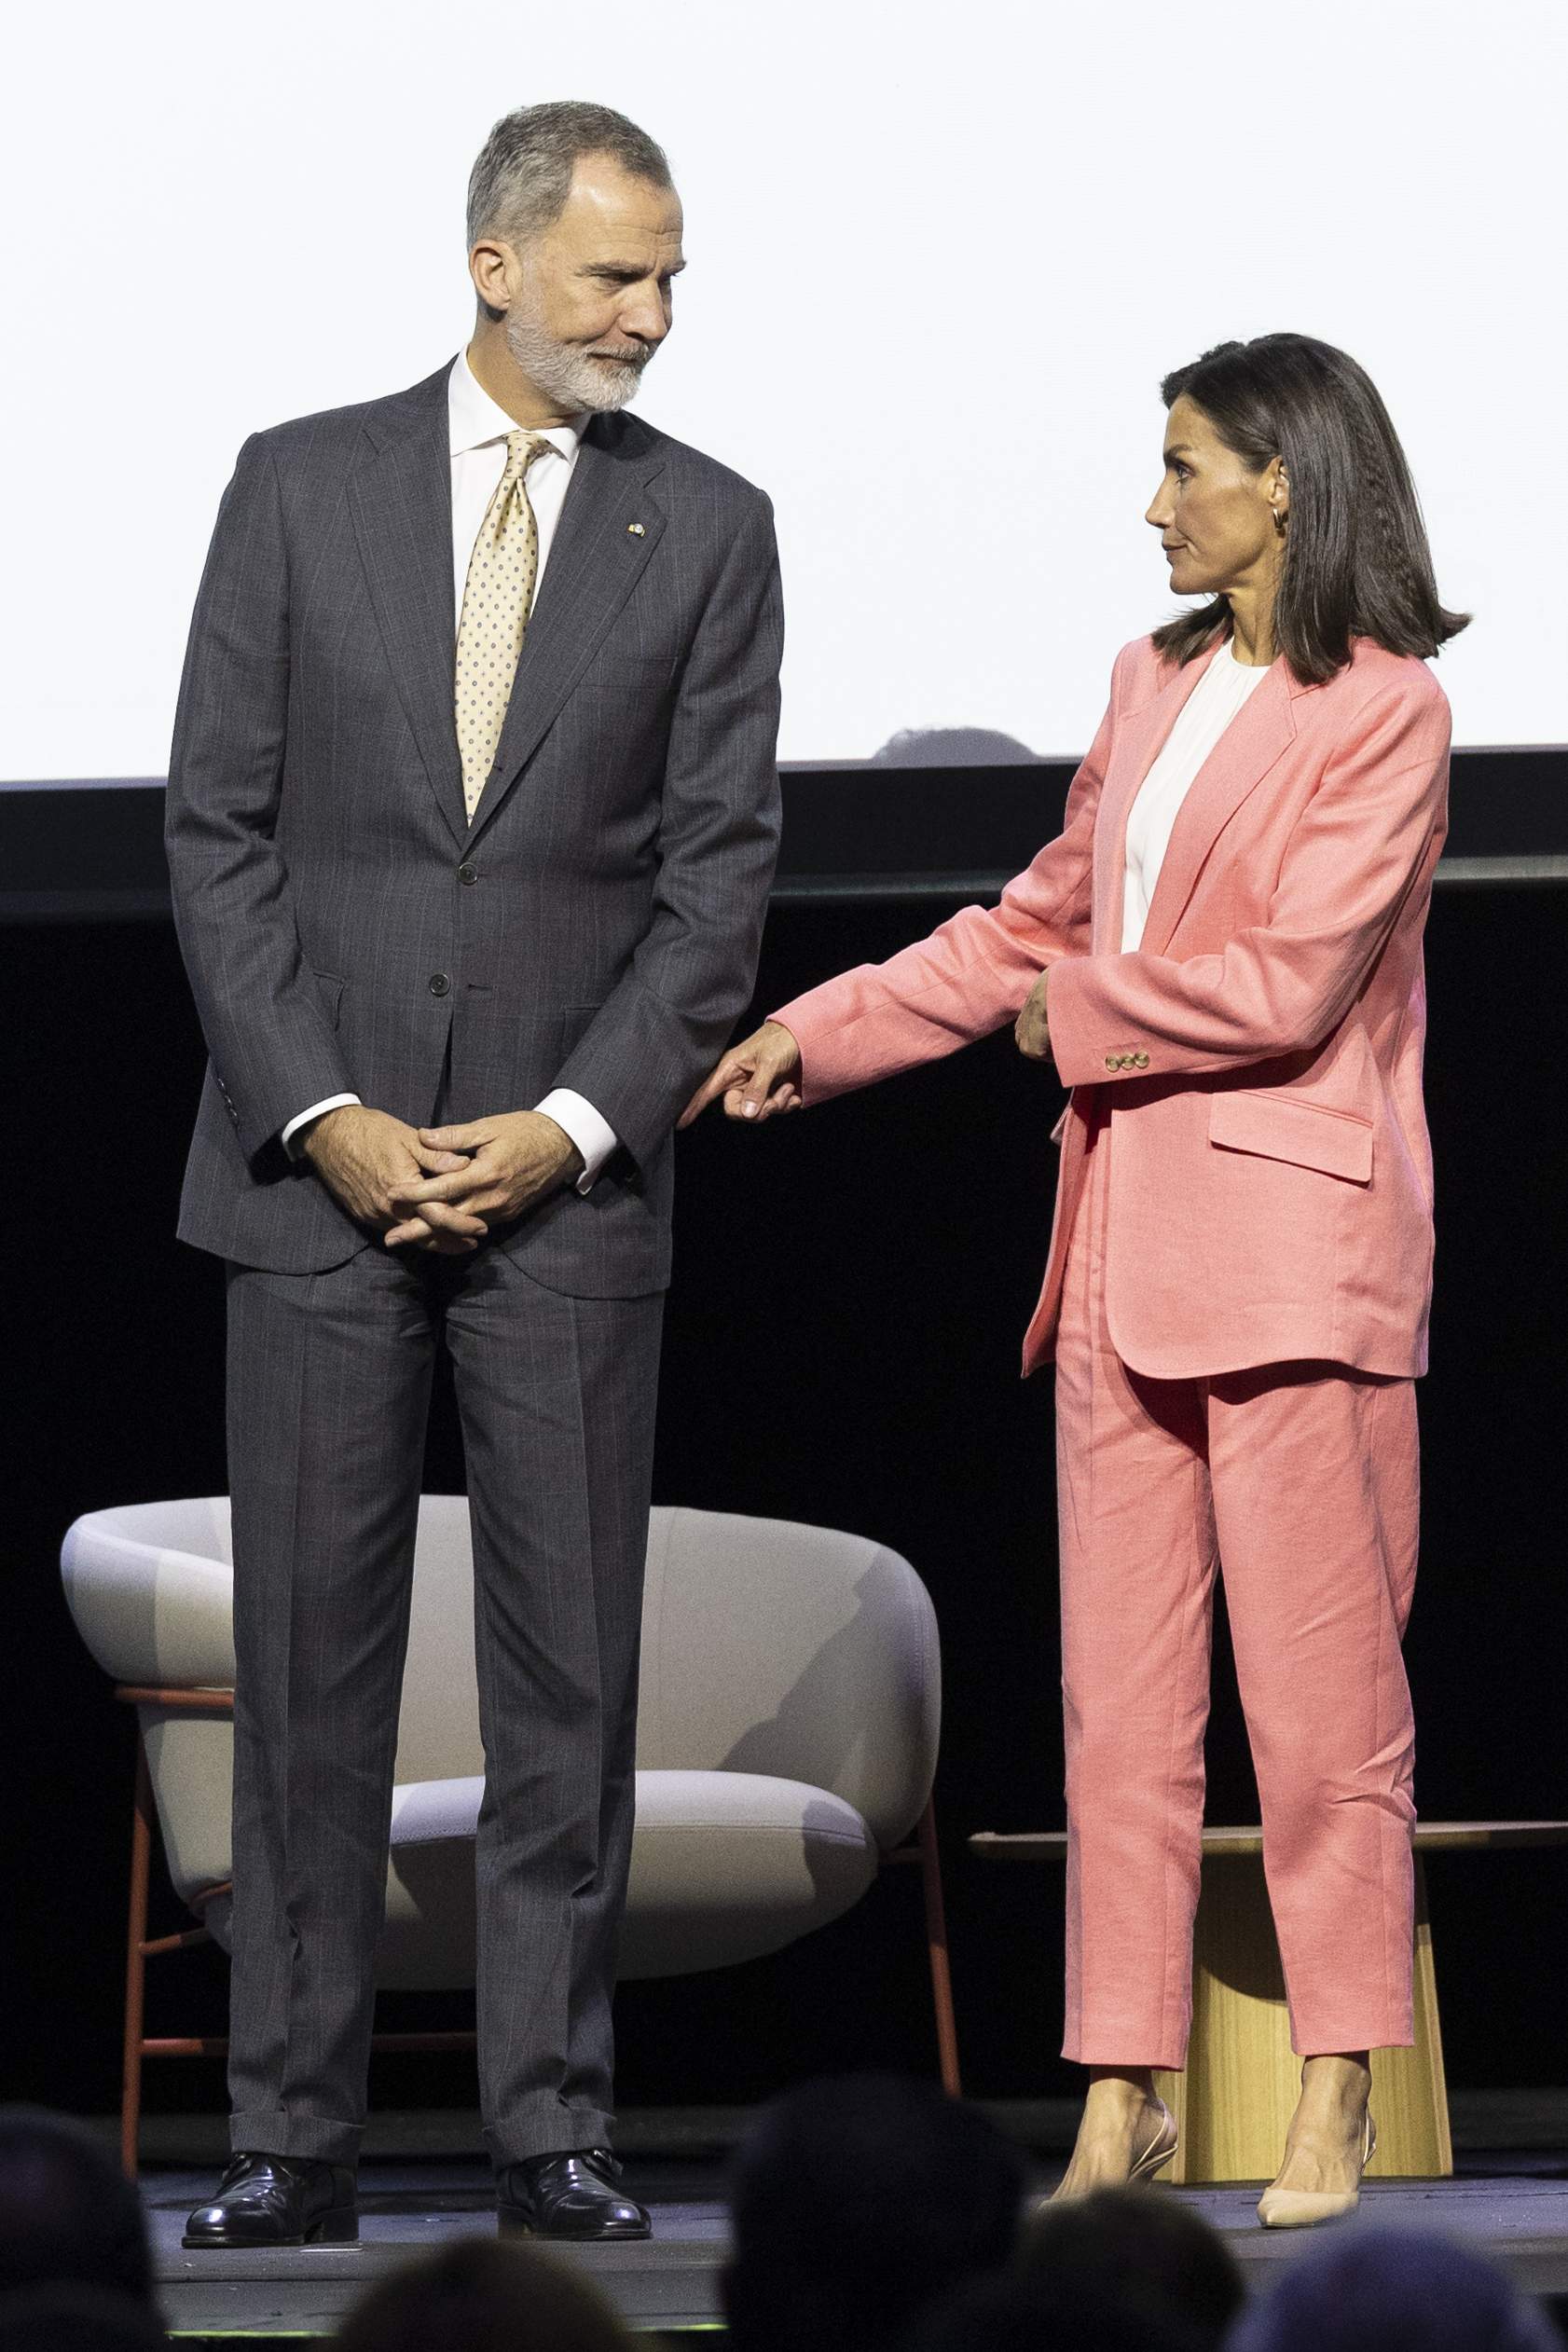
[683,647,1135,1125]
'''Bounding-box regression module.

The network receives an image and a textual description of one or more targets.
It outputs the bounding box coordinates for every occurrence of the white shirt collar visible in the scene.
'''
[447,349,586,462]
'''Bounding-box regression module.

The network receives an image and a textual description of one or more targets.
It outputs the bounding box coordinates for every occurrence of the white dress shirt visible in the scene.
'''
[1121,640,1272,952]
[283,352,620,1191]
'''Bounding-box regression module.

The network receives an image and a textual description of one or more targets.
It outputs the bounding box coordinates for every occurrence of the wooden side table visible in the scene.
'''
[970,1822,1568,2183]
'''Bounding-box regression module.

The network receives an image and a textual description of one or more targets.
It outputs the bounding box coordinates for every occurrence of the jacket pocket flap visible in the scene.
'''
[1208,1090,1372,1183]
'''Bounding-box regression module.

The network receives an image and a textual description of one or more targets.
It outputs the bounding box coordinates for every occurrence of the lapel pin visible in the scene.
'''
[627,521,646,537]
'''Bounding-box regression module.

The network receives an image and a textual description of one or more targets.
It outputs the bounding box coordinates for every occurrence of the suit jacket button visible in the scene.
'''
[458,862,479,887]
[1134,1052,1149,1069]
[429,972,451,997]
[1105,1053,1120,1071]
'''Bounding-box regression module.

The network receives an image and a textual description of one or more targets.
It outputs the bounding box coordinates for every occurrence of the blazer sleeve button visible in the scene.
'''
[1105,1054,1120,1072]
[1134,1052,1150,1069]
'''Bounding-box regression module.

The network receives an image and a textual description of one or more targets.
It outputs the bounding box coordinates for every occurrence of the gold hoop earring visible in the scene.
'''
[1272,508,1287,537]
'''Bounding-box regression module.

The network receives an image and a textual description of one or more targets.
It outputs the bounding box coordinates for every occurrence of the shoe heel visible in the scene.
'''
[307,2207,359,2246]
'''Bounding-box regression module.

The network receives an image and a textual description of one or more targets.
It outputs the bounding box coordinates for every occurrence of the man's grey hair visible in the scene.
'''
[466,101,674,253]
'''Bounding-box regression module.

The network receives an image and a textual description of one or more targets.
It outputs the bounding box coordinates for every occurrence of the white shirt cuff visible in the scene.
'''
[282,1093,362,1159]
[536,1089,620,1195]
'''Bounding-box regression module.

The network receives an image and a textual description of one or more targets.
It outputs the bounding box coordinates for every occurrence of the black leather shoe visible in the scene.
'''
[497,2148,651,2241]
[182,2152,358,2249]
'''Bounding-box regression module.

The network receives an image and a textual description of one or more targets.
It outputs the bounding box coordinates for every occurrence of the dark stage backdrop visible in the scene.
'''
[5,871,1566,2121]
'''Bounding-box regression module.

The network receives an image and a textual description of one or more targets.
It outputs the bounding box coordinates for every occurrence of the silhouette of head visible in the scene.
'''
[0,2284,165,2352]
[722,2073,1027,2352]
[334,2235,629,2352]
[0,2109,154,2306]
[910,2270,1210,2352]
[1017,2183,1243,2347]
[1229,2226,1559,2352]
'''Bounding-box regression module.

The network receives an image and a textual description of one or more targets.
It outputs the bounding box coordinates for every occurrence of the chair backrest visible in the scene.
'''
[61,1497,238,1690]
[60,1493,488,1789]
[637,1506,939,1850]
[62,1495,941,1876]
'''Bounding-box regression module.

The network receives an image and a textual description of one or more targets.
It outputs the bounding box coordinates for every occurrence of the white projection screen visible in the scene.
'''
[3,0,1563,779]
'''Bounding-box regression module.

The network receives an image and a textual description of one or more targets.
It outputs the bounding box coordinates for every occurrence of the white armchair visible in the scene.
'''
[62,1497,956,2170]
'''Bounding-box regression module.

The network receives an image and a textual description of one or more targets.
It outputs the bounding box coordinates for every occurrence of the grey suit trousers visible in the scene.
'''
[224,1236,663,2166]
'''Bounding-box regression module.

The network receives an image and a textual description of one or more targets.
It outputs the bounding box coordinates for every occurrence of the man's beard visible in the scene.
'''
[504,299,653,415]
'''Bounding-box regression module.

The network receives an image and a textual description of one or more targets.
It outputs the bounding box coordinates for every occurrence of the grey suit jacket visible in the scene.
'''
[165,359,783,1297]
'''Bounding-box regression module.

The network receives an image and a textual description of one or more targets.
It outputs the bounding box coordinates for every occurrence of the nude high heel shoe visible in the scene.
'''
[1257,2112,1375,2230]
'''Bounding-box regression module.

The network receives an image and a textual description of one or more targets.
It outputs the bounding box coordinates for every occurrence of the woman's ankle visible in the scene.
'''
[1083,2067,1157,2106]
[1298,2053,1371,2106]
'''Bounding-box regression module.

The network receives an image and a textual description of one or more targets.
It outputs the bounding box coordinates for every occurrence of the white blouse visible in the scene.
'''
[1121,641,1272,952]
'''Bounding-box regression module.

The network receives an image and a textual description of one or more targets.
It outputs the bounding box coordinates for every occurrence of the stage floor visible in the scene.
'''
[135,2103,1568,2339]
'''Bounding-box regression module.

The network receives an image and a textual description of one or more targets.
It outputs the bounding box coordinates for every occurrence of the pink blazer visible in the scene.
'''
[774,633,1451,1381]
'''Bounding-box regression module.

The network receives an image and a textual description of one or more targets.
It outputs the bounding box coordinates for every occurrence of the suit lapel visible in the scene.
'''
[349,367,467,846]
[466,418,668,844]
[1137,662,1298,956]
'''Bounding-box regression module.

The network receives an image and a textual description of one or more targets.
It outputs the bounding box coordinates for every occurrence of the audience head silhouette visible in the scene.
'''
[722,2073,1027,2352]
[333,2235,629,2352]
[1229,2226,1560,2352]
[0,2284,165,2352]
[0,2109,154,2308]
[911,2271,1210,2352]
[1016,2182,1243,2347]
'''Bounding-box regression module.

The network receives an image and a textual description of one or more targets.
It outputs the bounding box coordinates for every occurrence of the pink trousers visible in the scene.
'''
[1055,1107,1419,2068]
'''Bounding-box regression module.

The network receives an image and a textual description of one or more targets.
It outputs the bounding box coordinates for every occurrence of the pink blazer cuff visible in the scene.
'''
[1044,956,1148,1089]
[767,995,844,1107]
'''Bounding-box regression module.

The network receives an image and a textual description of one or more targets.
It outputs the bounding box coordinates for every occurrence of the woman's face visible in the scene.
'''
[1147,393,1286,602]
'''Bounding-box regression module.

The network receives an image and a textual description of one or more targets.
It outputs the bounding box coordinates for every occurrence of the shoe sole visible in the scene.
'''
[498,2208,652,2242]
[181,2208,360,2251]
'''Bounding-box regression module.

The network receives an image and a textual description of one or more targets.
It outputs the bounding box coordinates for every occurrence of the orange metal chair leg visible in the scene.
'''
[121,1738,154,2179]
[917,1799,962,2097]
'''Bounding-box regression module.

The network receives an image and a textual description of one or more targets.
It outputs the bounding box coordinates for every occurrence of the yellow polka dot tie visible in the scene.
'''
[454,430,552,822]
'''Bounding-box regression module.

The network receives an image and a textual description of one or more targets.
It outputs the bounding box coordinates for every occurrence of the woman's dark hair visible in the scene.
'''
[1152,333,1468,683]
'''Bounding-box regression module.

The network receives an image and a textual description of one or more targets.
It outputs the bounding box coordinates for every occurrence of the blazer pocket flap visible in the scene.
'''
[1208,1090,1372,1183]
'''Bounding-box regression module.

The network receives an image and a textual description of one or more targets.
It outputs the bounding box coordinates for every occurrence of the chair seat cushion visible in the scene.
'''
[203,1768,881,1988]
[619,1767,882,1979]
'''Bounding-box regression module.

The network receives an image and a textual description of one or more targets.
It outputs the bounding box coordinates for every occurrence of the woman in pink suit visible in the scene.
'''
[684,335,1467,2226]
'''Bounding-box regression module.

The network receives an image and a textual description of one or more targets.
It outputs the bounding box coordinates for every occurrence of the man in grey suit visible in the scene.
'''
[166,101,783,2248]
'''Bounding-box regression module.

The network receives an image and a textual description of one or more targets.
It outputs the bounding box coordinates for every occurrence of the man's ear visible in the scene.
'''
[468,236,516,320]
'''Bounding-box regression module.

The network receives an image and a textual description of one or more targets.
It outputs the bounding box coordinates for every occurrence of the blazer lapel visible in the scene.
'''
[1136,662,1300,956]
[349,369,467,847]
[1092,651,1216,948]
[466,419,668,844]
